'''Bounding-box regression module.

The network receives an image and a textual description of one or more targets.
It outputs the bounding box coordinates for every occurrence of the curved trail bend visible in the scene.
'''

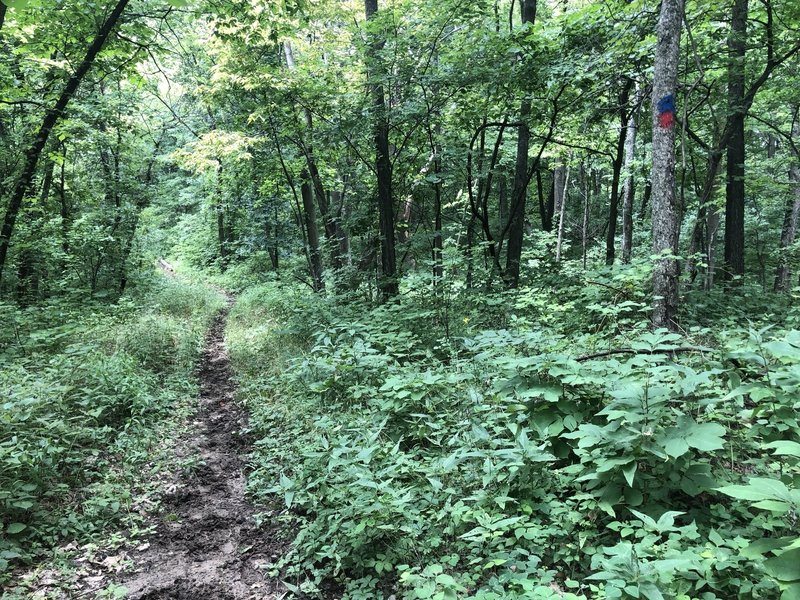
[120,300,284,600]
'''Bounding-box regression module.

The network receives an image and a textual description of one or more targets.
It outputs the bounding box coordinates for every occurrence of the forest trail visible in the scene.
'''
[118,298,284,600]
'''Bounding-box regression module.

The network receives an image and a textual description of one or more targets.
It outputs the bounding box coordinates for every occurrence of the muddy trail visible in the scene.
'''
[120,302,285,600]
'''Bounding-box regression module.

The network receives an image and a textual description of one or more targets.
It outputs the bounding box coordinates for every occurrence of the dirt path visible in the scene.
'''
[119,302,284,600]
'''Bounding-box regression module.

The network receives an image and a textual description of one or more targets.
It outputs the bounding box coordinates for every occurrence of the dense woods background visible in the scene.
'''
[3,0,800,598]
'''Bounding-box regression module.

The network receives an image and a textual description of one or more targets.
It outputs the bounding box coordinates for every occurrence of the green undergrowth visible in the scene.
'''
[227,277,800,600]
[0,275,224,587]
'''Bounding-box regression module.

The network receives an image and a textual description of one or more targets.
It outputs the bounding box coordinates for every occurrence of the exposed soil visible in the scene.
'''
[119,300,286,600]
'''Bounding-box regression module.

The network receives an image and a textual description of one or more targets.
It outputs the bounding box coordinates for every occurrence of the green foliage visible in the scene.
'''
[225,278,800,599]
[0,276,223,580]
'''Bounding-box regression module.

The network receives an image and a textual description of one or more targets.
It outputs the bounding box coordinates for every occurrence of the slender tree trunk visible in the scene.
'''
[59,144,69,255]
[638,180,651,222]
[301,174,324,292]
[536,168,552,232]
[774,164,800,291]
[582,162,590,269]
[432,164,443,283]
[284,41,345,285]
[723,0,748,282]
[465,213,476,289]
[498,175,508,230]
[504,0,537,287]
[606,80,632,265]
[364,0,398,299]
[705,202,721,289]
[555,165,570,262]
[552,163,566,258]
[621,84,642,263]
[685,150,724,285]
[0,2,6,32]
[0,0,130,285]
[651,0,683,330]
[331,190,351,266]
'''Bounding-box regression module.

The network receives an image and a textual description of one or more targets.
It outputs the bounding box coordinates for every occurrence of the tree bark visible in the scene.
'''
[774,164,800,291]
[364,0,398,299]
[504,0,537,287]
[650,0,683,330]
[723,0,748,282]
[621,84,642,263]
[555,165,570,262]
[0,0,131,285]
[536,168,553,232]
[582,161,590,269]
[284,41,345,283]
[606,79,632,265]
[301,174,324,292]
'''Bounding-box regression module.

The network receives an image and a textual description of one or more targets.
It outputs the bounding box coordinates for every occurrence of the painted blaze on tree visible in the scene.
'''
[657,94,676,129]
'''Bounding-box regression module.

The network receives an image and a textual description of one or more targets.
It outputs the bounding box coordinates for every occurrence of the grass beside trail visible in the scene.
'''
[0,274,224,595]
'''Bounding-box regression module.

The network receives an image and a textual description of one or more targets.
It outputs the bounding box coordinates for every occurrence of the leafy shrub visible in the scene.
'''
[230,280,800,600]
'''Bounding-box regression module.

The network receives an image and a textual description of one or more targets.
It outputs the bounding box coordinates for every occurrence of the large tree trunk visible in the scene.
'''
[606,79,632,265]
[621,84,642,264]
[364,0,398,299]
[650,0,683,330]
[0,0,131,285]
[723,0,748,282]
[774,164,800,291]
[503,0,537,288]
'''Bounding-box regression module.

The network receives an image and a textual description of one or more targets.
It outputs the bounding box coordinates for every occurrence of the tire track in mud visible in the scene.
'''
[120,300,285,600]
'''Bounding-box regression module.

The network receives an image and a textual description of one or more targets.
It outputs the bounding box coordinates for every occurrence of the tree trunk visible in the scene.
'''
[364,0,398,299]
[0,0,131,285]
[432,166,443,284]
[503,0,537,288]
[582,162,590,269]
[774,164,800,291]
[301,174,324,292]
[621,84,642,263]
[59,144,69,255]
[638,180,651,222]
[723,0,748,283]
[606,79,632,265]
[651,0,683,330]
[536,168,552,232]
[284,41,345,285]
[555,165,570,262]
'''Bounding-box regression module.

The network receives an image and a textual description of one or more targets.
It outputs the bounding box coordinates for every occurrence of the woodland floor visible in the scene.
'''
[116,299,286,600]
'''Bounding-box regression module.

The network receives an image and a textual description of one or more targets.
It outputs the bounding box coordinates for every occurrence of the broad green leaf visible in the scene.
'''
[717,478,790,502]
[781,582,800,600]
[6,523,26,534]
[752,500,791,513]
[664,437,689,458]
[622,462,637,487]
[765,441,800,458]
[765,548,800,582]
[687,423,726,452]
